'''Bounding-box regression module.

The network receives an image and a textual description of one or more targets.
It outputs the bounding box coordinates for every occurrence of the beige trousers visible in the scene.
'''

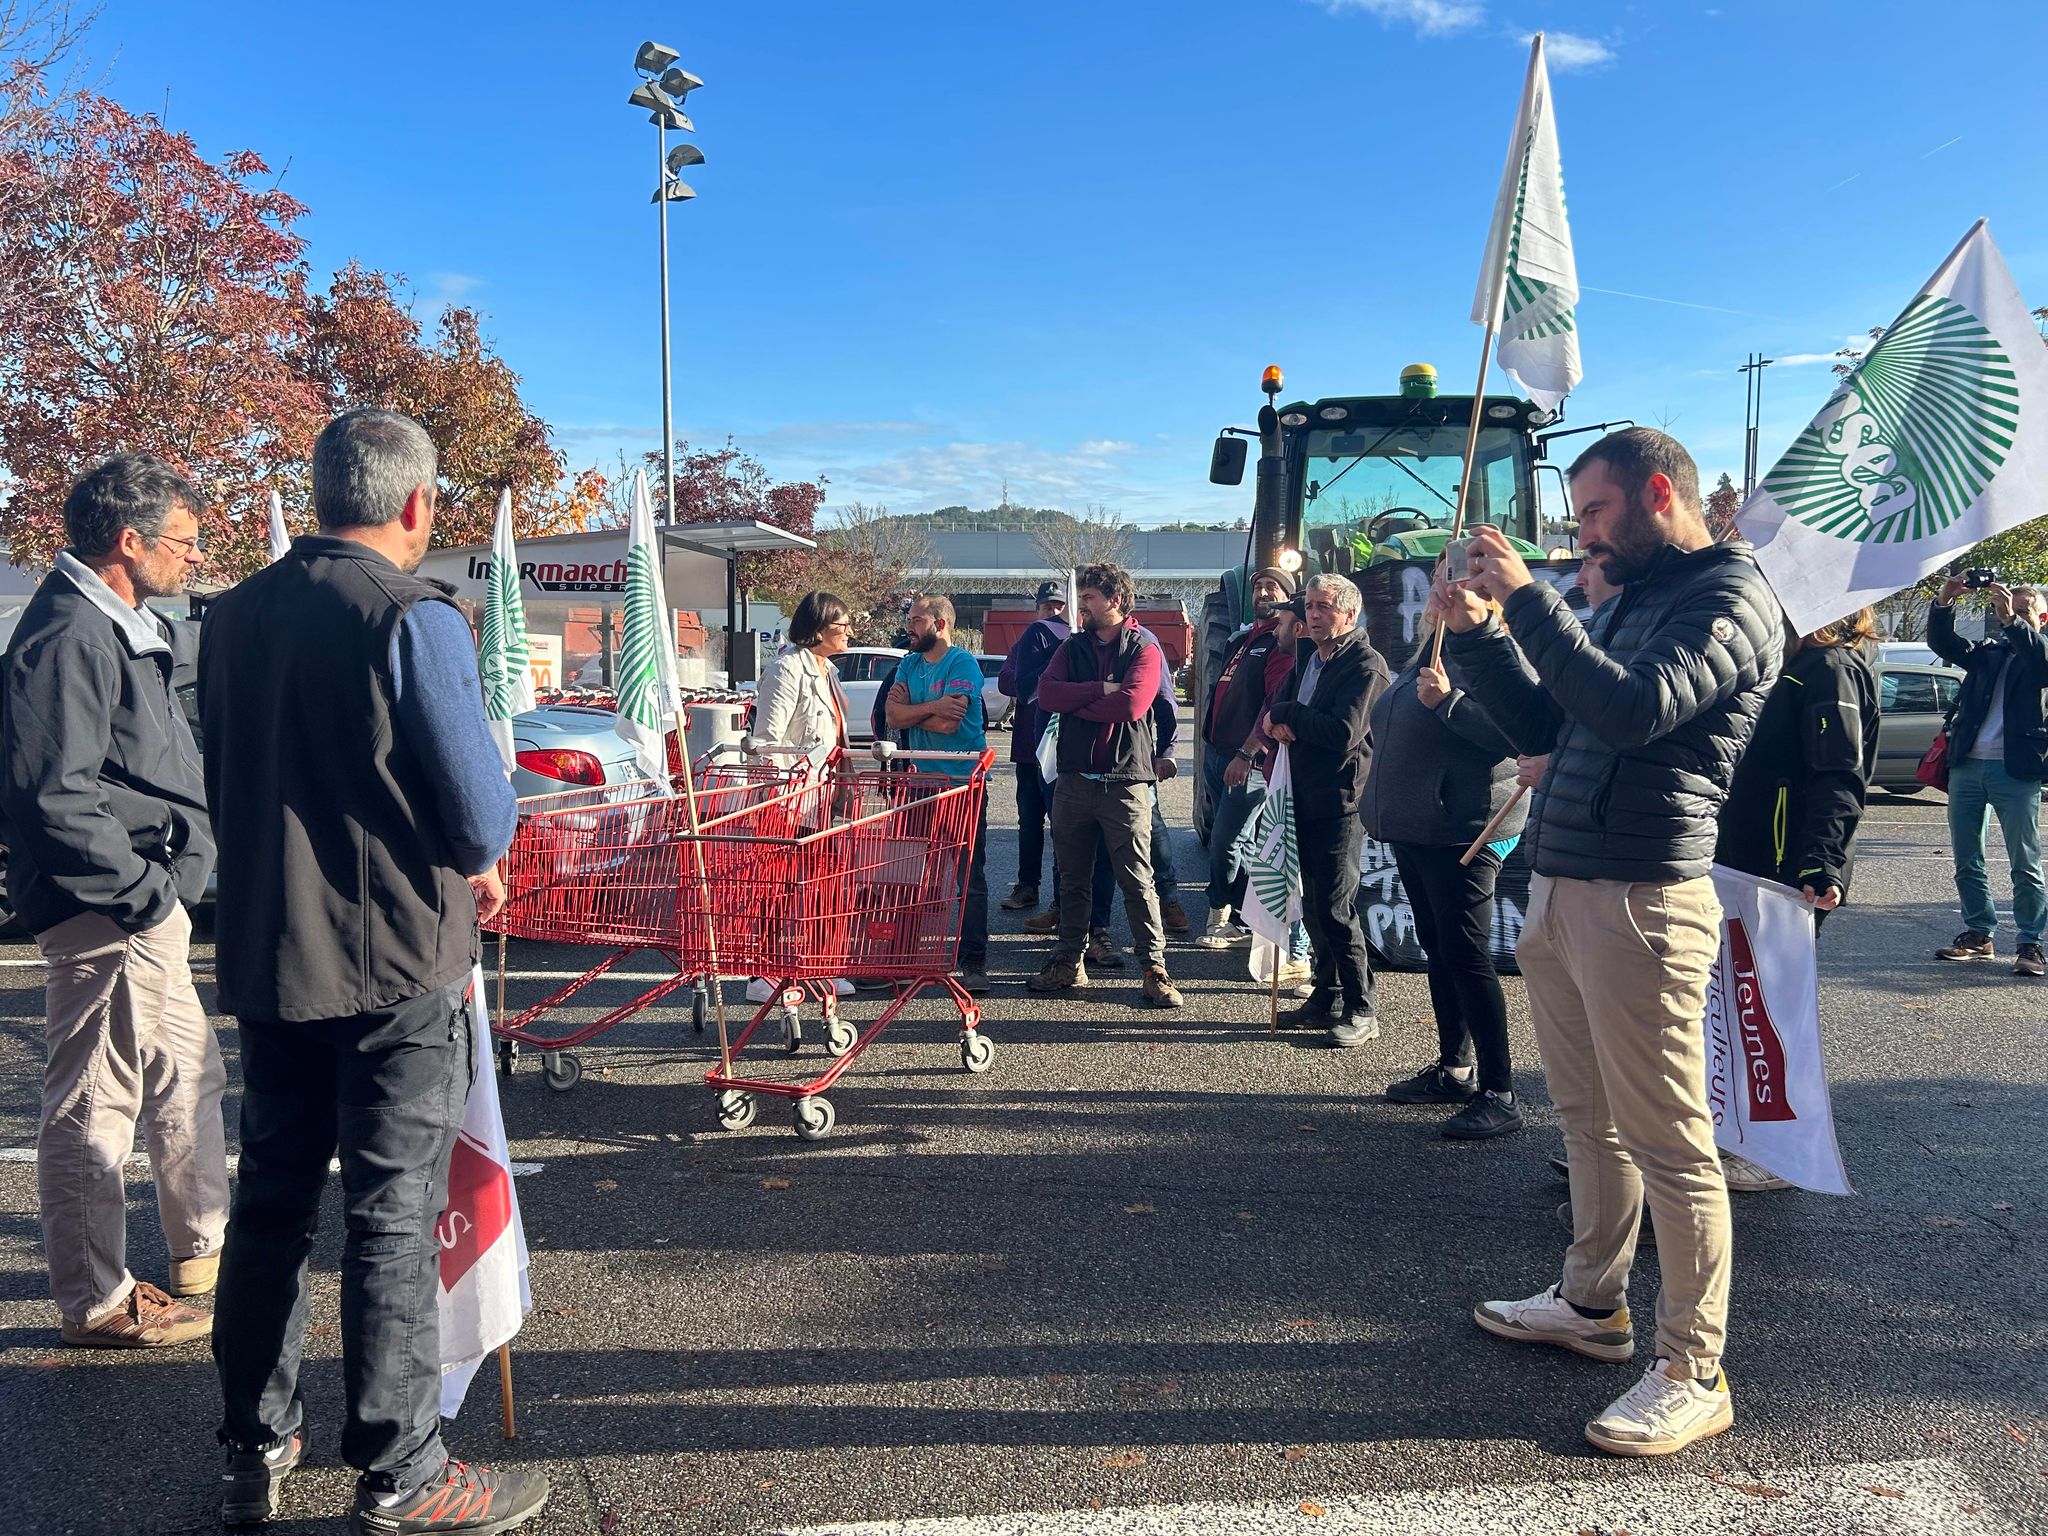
[1517,872,1731,1380]
[35,903,229,1324]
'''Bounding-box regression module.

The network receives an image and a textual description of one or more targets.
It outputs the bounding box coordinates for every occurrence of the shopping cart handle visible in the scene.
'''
[739,734,811,758]
[875,747,990,761]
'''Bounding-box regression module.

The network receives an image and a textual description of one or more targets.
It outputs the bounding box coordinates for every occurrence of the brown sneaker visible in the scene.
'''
[1027,953,1087,993]
[1084,927,1126,969]
[1936,930,1994,961]
[999,884,1038,912]
[167,1250,219,1297]
[1022,905,1062,934]
[61,1280,212,1348]
[1142,967,1184,1009]
[2014,943,2045,977]
[1161,899,1191,934]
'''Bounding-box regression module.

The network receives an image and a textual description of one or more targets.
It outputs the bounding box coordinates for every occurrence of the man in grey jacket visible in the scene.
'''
[0,453,223,1349]
[1440,428,1782,1459]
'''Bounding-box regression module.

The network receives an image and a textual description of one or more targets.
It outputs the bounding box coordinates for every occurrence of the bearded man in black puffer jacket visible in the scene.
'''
[1437,427,1782,1460]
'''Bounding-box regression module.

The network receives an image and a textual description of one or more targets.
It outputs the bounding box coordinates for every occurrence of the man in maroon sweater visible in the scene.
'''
[1027,563,1184,1008]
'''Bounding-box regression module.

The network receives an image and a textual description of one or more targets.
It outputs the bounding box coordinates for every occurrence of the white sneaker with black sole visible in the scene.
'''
[1196,910,1252,949]
[1473,1282,1635,1363]
[1584,1358,1734,1457]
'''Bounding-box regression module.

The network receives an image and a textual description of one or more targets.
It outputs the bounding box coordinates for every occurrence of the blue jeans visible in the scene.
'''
[214,981,470,1493]
[1947,756,2046,944]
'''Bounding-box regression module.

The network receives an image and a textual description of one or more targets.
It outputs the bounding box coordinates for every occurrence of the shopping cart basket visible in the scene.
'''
[706,744,996,1141]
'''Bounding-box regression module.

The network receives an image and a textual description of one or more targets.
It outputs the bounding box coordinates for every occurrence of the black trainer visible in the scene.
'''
[221,1431,304,1526]
[1384,1064,1479,1105]
[351,1459,549,1536]
[1279,994,1336,1030]
[1443,1090,1524,1140]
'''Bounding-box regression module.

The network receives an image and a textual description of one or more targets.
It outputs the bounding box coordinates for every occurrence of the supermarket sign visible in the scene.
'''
[463,552,628,595]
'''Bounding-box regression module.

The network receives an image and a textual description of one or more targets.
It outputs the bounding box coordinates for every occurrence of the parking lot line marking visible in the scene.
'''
[776,1456,1992,1536]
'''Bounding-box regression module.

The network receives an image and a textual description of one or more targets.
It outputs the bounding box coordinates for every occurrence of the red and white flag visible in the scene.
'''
[1704,866,1853,1196]
[436,965,532,1417]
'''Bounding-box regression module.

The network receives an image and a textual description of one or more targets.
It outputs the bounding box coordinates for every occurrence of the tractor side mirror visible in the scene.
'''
[1208,435,1248,486]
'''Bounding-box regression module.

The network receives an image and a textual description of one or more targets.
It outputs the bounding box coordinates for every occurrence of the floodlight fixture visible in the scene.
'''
[627,82,673,113]
[653,109,693,132]
[635,41,679,75]
[659,68,703,99]
[650,181,697,204]
[667,143,705,171]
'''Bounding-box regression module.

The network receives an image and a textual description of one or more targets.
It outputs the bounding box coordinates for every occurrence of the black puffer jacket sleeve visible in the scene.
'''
[1441,614,1563,756]
[1788,647,1877,896]
[1501,566,1778,750]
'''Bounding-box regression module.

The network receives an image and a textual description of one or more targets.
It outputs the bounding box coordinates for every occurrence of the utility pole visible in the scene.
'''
[1738,354,1774,496]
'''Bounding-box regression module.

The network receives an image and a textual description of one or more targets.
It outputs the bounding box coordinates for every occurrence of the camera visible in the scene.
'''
[1963,567,1999,590]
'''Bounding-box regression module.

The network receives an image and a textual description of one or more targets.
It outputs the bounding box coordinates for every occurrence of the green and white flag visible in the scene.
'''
[267,489,290,564]
[1740,219,2048,636]
[1240,746,1301,979]
[479,489,535,778]
[614,469,682,788]
[1471,33,1582,413]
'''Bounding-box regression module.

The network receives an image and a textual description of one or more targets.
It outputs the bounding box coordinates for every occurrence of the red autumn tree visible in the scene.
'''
[633,438,826,596]
[0,93,324,574]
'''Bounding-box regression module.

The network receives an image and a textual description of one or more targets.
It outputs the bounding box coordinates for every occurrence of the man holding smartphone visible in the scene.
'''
[1928,574,2048,975]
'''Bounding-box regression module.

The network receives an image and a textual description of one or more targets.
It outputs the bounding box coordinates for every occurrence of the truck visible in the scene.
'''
[1195,361,1603,971]
[983,596,1195,671]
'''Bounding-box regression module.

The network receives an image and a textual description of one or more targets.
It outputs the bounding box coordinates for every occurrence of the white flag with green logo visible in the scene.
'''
[1240,746,1301,976]
[267,489,290,564]
[1740,220,2048,636]
[614,469,681,789]
[1470,33,1582,413]
[479,489,535,778]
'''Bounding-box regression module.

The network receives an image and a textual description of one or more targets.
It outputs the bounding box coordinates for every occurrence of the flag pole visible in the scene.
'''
[497,1342,517,1438]
[1268,942,1281,1032]
[1460,783,1528,866]
[1429,321,1500,671]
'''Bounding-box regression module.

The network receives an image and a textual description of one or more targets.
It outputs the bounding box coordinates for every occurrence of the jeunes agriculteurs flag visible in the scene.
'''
[613,469,683,787]
[1470,32,1583,414]
[1739,219,2048,636]
[1240,746,1302,979]
[479,489,536,777]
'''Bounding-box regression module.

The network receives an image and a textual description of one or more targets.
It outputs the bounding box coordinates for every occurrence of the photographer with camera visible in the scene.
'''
[1929,571,2048,976]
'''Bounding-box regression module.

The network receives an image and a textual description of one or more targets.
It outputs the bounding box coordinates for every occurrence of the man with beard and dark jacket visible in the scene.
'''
[1197,566,1297,947]
[1266,573,1390,1047]
[201,410,547,1534]
[1926,577,2048,975]
[1,453,224,1351]
[1439,427,1782,1460]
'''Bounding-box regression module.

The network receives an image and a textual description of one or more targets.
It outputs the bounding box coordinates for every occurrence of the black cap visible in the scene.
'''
[1035,580,1066,605]
[1275,594,1306,618]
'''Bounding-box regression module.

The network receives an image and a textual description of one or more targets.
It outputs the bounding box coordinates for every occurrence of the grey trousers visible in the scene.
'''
[1051,775,1164,969]
[35,903,229,1324]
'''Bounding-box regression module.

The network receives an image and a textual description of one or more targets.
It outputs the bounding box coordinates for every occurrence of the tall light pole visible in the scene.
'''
[629,43,704,525]
[1737,353,1773,497]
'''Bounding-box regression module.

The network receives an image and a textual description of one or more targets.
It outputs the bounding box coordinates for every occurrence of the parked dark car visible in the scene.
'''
[1873,661,1963,794]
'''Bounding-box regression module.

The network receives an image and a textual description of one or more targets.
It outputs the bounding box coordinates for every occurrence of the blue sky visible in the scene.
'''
[86,0,2048,525]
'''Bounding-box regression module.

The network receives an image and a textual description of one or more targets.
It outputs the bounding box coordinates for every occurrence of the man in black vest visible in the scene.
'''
[1267,573,1389,1046]
[1026,562,1184,1008]
[200,410,547,1534]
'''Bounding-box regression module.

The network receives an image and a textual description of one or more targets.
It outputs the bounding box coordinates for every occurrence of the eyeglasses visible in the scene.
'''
[155,532,205,557]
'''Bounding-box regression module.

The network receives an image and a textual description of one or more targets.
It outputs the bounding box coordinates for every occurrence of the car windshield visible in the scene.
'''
[1301,422,1525,551]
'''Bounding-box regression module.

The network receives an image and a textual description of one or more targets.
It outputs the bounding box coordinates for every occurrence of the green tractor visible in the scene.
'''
[1193,363,1596,968]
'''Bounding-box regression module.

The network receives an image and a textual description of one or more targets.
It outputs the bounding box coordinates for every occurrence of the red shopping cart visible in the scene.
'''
[704,744,996,1140]
[484,742,815,1089]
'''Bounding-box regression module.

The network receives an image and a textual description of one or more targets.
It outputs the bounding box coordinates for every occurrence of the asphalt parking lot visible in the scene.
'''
[0,754,2043,1535]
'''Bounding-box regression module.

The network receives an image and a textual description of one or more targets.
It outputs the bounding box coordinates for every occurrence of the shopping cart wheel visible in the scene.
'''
[496,1038,519,1079]
[825,1018,858,1058]
[959,1031,996,1075]
[691,984,708,1035]
[715,1090,757,1131]
[782,1007,804,1056]
[792,1096,836,1141]
[542,1052,583,1093]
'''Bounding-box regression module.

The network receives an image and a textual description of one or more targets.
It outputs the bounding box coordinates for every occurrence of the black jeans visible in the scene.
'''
[959,798,988,967]
[214,980,470,1496]
[1391,841,1512,1093]
[1298,811,1376,1013]
[1014,759,1051,894]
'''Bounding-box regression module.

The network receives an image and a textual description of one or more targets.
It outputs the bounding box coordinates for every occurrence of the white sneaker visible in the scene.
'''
[1584,1358,1734,1457]
[1473,1282,1636,1363]
[1196,910,1252,949]
[1721,1153,1789,1192]
[1276,959,1312,986]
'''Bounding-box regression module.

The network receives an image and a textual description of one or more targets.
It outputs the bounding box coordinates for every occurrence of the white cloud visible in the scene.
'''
[1320,0,1486,37]
[1773,352,1844,368]
[1527,30,1615,69]
[421,271,483,313]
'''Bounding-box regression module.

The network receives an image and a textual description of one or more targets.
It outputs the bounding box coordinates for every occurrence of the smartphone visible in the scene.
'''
[1443,538,1473,584]
[1964,567,1999,590]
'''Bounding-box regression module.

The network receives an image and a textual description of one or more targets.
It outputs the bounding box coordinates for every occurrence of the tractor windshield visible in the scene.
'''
[1299,421,1532,568]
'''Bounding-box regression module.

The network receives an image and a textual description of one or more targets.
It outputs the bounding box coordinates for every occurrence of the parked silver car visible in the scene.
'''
[976,654,1015,728]
[510,704,650,798]
[1873,661,1963,794]
[830,647,907,744]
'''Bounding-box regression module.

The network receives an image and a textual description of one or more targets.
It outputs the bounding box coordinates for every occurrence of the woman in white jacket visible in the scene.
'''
[747,591,855,1002]
[752,590,854,774]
